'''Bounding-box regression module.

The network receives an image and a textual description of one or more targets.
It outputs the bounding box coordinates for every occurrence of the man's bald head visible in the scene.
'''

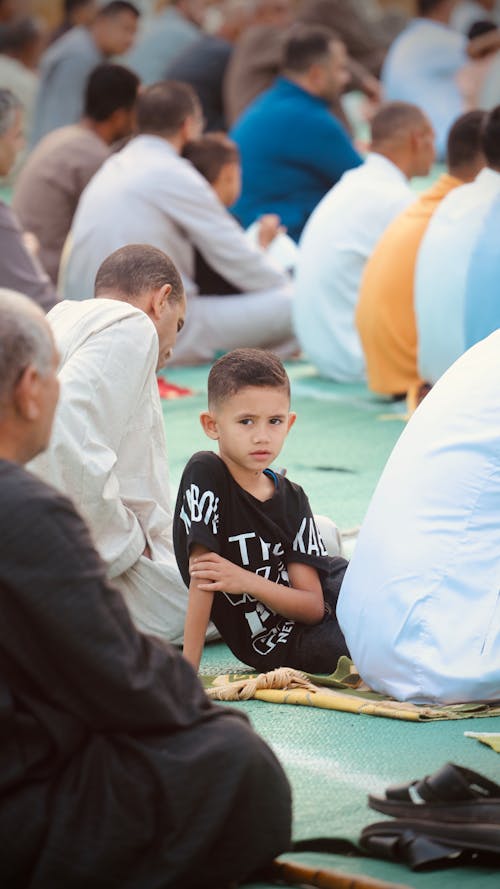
[0,289,54,412]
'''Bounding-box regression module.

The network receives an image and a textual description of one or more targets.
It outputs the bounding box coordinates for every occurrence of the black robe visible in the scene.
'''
[0,460,291,888]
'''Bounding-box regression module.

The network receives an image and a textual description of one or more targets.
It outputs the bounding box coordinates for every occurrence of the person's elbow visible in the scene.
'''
[301,595,326,625]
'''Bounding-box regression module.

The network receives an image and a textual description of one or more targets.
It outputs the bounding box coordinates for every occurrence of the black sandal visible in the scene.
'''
[360,818,500,870]
[368,762,500,824]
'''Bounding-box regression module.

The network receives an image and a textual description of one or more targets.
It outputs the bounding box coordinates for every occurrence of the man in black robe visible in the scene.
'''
[0,286,291,888]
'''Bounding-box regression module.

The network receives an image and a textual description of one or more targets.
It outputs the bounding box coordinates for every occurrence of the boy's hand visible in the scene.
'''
[190,552,251,594]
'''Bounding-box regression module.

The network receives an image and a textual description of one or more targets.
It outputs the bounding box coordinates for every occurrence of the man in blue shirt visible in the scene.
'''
[230,23,363,242]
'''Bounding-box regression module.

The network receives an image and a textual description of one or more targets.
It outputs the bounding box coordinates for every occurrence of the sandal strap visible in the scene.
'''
[386,762,500,805]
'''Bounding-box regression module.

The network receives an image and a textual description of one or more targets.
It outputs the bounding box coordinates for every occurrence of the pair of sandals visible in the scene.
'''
[360,762,500,870]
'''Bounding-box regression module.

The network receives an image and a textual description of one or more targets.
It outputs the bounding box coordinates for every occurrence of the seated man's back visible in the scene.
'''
[0,288,291,887]
[415,123,500,385]
[337,330,500,704]
[30,246,201,645]
[13,62,139,284]
[356,109,486,396]
[61,81,295,365]
[293,102,434,382]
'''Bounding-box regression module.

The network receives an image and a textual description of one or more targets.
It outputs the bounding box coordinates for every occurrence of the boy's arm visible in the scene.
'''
[190,553,325,625]
[183,543,214,671]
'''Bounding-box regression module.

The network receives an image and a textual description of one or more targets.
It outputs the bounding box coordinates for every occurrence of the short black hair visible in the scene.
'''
[446,109,487,169]
[64,0,95,14]
[94,244,184,302]
[417,0,443,15]
[481,105,500,168]
[208,348,290,408]
[97,1,140,19]
[468,19,498,40]
[136,81,200,137]
[84,63,139,121]
[0,17,41,53]
[281,23,338,75]
[182,133,239,185]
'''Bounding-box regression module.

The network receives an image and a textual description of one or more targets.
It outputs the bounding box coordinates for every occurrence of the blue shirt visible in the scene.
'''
[415,167,500,384]
[382,19,467,160]
[230,77,362,242]
[464,194,500,350]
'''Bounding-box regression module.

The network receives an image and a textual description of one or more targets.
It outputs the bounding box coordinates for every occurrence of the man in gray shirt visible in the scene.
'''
[30,0,139,147]
[0,89,56,312]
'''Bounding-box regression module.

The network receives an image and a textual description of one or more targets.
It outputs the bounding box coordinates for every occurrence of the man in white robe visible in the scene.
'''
[30,244,203,645]
[60,80,295,365]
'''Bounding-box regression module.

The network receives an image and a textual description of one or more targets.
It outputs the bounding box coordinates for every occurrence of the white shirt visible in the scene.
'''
[29,299,174,579]
[293,154,414,382]
[415,167,500,384]
[382,19,467,159]
[338,330,500,704]
[61,135,287,302]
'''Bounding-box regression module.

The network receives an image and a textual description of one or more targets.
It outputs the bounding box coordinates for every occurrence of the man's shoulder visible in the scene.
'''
[40,26,98,71]
[50,299,157,361]
[0,461,72,522]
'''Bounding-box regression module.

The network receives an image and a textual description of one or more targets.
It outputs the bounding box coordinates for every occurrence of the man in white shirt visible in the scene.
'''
[293,102,435,383]
[337,330,500,705]
[415,104,500,384]
[382,0,468,160]
[61,80,295,365]
[30,244,203,645]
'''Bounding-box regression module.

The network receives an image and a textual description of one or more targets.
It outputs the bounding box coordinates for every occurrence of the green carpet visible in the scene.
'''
[162,362,500,888]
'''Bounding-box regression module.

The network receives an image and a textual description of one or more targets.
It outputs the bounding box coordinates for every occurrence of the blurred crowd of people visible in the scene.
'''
[1,0,499,387]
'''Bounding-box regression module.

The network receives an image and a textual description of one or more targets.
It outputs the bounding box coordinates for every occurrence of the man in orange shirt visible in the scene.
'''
[356,110,486,400]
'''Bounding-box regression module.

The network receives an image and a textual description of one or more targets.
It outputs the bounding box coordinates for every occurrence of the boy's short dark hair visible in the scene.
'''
[182,133,239,185]
[84,63,139,121]
[208,348,290,408]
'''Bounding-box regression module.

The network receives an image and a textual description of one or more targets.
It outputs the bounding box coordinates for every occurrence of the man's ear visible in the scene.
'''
[287,411,297,433]
[14,365,41,421]
[151,283,173,319]
[200,410,219,440]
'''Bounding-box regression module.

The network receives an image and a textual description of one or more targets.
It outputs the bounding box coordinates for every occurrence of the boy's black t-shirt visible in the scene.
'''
[173,450,331,668]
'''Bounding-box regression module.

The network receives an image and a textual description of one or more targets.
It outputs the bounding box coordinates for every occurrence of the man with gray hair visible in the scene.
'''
[0,89,57,311]
[0,286,291,886]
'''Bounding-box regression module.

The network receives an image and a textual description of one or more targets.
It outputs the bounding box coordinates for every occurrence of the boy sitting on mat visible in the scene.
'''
[173,348,349,672]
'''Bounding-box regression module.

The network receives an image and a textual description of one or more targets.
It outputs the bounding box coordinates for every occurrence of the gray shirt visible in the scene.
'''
[30,27,103,147]
[0,201,57,312]
[13,125,109,283]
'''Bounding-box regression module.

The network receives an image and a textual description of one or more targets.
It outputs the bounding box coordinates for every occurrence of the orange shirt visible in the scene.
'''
[356,174,462,395]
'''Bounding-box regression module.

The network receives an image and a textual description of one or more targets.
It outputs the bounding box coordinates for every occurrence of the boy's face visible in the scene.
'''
[201,385,296,476]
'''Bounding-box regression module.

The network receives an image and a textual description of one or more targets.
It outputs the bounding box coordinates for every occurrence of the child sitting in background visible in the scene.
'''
[173,348,348,672]
[183,133,298,293]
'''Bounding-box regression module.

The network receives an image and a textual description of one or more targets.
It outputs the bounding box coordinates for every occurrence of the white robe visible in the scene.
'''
[338,330,500,704]
[29,298,199,645]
